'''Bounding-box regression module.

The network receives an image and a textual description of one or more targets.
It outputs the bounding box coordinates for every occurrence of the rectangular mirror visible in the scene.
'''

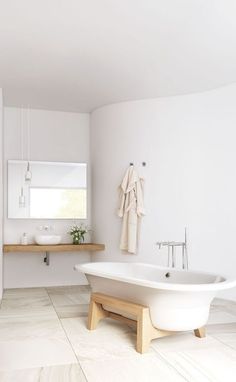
[8,160,87,219]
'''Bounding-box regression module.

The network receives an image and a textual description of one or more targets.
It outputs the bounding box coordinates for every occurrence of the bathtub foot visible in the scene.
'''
[87,296,109,330]
[194,327,206,338]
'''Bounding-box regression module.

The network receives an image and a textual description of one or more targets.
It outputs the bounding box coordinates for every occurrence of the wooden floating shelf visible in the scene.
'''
[3,243,105,253]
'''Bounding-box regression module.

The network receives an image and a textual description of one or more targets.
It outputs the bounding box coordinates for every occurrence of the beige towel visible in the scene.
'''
[118,166,145,254]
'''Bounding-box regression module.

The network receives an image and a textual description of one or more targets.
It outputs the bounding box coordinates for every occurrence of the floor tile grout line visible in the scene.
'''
[45,287,89,382]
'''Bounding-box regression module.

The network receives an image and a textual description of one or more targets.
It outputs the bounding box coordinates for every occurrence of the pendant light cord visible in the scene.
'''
[20,107,24,161]
[27,106,30,162]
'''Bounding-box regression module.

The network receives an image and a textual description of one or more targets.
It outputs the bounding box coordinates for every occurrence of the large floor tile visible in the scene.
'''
[207,310,236,325]
[0,339,77,371]
[0,363,86,382]
[1,297,51,309]
[213,298,236,309]
[1,288,51,309]
[210,331,236,350]
[3,288,48,298]
[207,322,236,335]
[46,285,90,307]
[48,291,90,307]
[152,332,236,382]
[151,331,221,353]
[55,304,89,319]
[61,317,146,361]
[0,306,57,319]
[80,353,186,382]
[211,298,236,317]
[0,314,77,371]
[0,315,65,340]
[47,285,90,294]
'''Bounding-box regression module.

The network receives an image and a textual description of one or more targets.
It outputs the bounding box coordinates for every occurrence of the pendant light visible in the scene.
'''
[25,106,32,183]
[19,186,26,208]
[25,161,32,182]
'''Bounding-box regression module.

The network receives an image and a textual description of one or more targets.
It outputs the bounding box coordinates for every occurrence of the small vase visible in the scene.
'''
[73,237,81,245]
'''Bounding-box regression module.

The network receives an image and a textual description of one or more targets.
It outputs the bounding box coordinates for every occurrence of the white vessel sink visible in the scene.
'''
[35,235,62,245]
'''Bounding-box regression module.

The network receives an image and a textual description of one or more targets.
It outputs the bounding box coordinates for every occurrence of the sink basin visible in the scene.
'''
[35,235,62,245]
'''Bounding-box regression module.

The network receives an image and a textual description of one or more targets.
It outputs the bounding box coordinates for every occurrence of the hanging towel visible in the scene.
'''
[118,166,145,254]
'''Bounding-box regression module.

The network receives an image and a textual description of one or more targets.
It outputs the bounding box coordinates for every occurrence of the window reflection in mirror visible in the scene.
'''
[8,160,87,219]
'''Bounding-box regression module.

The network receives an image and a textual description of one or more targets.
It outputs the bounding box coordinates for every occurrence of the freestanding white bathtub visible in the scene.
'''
[75,262,236,331]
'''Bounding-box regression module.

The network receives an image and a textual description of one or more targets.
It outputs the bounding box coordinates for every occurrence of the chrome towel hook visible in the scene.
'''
[129,162,146,167]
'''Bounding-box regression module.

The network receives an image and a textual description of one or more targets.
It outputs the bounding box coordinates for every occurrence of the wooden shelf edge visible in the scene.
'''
[3,243,105,253]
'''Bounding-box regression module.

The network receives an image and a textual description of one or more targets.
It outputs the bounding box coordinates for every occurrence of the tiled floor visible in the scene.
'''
[0,287,236,382]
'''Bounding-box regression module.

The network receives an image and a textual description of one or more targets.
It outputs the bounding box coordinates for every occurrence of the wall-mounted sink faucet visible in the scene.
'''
[37,225,55,232]
[156,228,189,270]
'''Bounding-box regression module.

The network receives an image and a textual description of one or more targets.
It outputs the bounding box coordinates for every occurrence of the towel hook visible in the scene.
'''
[129,162,146,167]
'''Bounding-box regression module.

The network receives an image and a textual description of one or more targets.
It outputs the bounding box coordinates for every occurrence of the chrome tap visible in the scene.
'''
[156,241,171,249]
[156,229,188,269]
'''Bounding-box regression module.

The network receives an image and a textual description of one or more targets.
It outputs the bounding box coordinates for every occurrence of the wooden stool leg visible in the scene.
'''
[194,327,206,338]
[88,299,108,330]
[136,308,152,353]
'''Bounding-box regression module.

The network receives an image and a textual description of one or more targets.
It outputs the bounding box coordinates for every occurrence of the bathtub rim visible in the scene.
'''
[75,262,236,292]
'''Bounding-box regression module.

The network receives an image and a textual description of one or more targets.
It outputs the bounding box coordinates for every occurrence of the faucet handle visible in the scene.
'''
[156,241,170,249]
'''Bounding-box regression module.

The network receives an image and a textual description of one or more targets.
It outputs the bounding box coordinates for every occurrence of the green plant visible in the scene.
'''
[69,223,89,244]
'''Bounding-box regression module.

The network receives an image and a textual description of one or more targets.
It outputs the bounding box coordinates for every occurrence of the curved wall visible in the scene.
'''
[0,89,2,298]
[91,83,236,300]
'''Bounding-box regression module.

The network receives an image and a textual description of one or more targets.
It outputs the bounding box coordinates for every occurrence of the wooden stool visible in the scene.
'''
[87,292,206,353]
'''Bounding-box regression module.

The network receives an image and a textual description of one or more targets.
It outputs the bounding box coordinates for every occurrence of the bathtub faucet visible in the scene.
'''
[156,241,170,250]
[156,229,189,270]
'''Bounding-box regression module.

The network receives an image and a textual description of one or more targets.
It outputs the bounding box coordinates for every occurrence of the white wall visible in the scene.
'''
[0,90,3,298]
[4,107,90,288]
[91,84,236,300]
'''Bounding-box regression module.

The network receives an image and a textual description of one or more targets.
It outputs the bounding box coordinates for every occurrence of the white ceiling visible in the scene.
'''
[1,0,236,112]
